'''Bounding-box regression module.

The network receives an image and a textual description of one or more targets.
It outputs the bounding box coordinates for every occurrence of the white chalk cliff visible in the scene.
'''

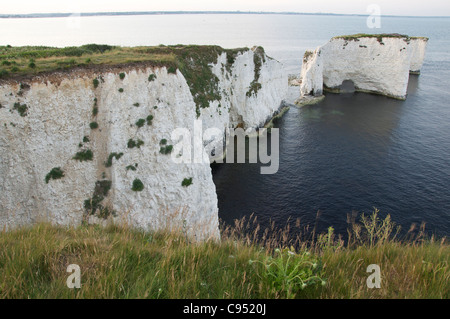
[300,34,428,100]
[0,47,287,240]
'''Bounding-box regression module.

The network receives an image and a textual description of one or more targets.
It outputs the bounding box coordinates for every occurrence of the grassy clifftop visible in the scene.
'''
[0,44,247,79]
[0,44,250,116]
[332,33,429,43]
[0,211,448,299]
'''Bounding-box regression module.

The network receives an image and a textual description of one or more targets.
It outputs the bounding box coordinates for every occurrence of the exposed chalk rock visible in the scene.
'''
[409,37,429,74]
[300,48,323,97]
[0,47,287,240]
[299,34,428,100]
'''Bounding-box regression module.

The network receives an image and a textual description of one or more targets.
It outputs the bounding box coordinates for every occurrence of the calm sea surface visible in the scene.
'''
[1,14,449,237]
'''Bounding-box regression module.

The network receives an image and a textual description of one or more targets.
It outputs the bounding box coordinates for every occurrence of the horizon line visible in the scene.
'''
[1,10,450,19]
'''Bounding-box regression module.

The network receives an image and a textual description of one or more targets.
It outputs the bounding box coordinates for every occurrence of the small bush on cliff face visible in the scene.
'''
[119,72,125,80]
[118,88,124,93]
[13,102,28,117]
[181,178,193,187]
[73,149,93,162]
[84,180,114,219]
[105,152,124,168]
[159,145,173,155]
[135,119,145,128]
[159,139,173,155]
[146,115,153,125]
[45,167,65,184]
[90,122,99,129]
[93,78,99,88]
[126,164,137,171]
[92,98,98,116]
[131,178,144,192]
[127,139,144,149]
[148,74,157,82]
[167,66,177,74]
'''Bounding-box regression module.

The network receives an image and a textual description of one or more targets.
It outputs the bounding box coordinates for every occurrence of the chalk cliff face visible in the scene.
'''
[0,47,287,239]
[299,48,323,97]
[409,37,429,74]
[300,35,428,100]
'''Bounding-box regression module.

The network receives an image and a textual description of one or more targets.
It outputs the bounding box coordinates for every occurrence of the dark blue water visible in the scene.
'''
[211,16,450,238]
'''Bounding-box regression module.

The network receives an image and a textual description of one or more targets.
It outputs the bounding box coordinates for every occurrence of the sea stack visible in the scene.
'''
[299,34,428,100]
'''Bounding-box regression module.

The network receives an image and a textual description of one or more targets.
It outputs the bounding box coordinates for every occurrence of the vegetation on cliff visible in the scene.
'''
[0,44,249,116]
[332,33,428,45]
[0,211,447,299]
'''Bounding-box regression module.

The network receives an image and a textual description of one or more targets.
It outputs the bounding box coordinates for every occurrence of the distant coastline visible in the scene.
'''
[1,11,450,19]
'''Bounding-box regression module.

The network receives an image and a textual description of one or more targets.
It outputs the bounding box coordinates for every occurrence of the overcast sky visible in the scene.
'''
[2,0,450,17]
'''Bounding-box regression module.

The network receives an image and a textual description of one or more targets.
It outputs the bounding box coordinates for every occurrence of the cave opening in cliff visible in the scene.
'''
[340,80,356,93]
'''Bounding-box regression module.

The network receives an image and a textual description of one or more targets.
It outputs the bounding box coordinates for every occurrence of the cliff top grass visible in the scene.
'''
[0,210,448,299]
[333,33,428,42]
[0,44,250,116]
[0,44,248,80]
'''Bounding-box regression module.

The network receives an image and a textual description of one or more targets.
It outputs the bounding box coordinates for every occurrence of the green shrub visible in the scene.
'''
[45,167,65,184]
[90,122,99,129]
[0,69,9,78]
[126,165,137,171]
[159,139,173,154]
[84,180,114,219]
[118,88,124,93]
[146,115,154,125]
[135,119,145,128]
[93,78,99,88]
[119,72,125,80]
[83,136,90,143]
[167,66,177,74]
[13,102,28,117]
[105,152,124,167]
[181,178,193,187]
[127,139,144,149]
[131,178,144,192]
[133,103,140,107]
[28,62,36,69]
[246,81,262,97]
[73,149,93,162]
[249,248,325,299]
[160,144,173,155]
[148,74,157,82]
